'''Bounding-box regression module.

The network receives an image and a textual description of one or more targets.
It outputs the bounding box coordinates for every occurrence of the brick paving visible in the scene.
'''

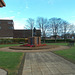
[22,52,75,75]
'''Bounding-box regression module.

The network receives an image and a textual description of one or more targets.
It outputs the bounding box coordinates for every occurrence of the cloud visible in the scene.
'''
[14,18,28,29]
[17,12,21,15]
[14,21,24,29]
[48,0,54,4]
[0,17,28,29]
[9,10,14,12]
[26,5,29,9]
[22,18,28,21]
[48,0,62,5]
[71,16,75,18]
[69,20,75,25]
[0,16,15,20]
[24,0,29,9]
[14,21,29,29]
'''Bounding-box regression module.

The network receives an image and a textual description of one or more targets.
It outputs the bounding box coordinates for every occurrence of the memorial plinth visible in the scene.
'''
[28,37,41,46]
[19,27,46,47]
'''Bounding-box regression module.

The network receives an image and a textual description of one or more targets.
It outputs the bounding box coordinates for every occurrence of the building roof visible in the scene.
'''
[0,0,6,7]
[0,19,13,21]
[0,19,13,22]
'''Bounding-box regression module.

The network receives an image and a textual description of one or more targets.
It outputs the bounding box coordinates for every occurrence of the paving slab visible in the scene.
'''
[0,69,7,75]
[22,52,75,75]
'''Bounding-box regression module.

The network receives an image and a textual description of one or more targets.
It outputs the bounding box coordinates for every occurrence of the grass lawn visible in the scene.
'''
[0,44,24,75]
[53,47,75,63]
[46,43,75,64]
[0,51,24,75]
[0,44,22,48]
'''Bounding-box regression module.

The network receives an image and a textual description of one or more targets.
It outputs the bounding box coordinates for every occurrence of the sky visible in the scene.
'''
[0,0,75,29]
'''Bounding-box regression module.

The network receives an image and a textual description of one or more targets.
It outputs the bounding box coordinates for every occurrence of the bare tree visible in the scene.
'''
[68,24,75,34]
[27,18,34,29]
[62,21,69,42]
[49,17,62,42]
[37,17,48,37]
[37,17,48,42]
[26,18,35,37]
[68,24,75,41]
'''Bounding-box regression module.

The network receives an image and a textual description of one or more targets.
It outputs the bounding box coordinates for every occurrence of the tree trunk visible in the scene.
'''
[54,35,57,43]
[64,34,66,43]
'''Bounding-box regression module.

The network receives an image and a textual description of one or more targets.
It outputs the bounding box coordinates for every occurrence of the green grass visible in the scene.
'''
[53,47,75,63]
[46,43,75,63]
[0,51,24,75]
[0,44,22,48]
[0,44,24,75]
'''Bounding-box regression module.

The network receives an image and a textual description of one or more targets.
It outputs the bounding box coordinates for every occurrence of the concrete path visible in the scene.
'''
[0,69,7,75]
[22,52,75,75]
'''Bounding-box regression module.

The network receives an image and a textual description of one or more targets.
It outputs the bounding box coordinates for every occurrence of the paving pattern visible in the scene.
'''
[22,52,75,75]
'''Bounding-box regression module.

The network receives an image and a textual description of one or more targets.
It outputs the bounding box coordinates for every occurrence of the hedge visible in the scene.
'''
[0,38,28,44]
[41,39,73,43]
[0,38,74,44]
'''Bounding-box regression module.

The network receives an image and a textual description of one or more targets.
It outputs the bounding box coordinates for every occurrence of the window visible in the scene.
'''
[0,22,1,24]
[8,21,13,24]
[0,26,1,29]
[9,27,14,29]
[8,21,11,24]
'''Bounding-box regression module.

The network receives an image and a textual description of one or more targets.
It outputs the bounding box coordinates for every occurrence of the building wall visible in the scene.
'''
[13,30,41,38]
[0,20,14,38]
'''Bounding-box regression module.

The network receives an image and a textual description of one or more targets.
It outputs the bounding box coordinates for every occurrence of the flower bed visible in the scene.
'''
[20,44,34,47]
[20,44,46,47]
[36,44,46,47]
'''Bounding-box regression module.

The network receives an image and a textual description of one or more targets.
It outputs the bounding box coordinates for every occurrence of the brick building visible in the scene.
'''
[13,30,41,38]
[0,19,41,38]
[0,20,14,38]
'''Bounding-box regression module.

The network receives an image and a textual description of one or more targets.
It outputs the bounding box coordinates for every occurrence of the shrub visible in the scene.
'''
[0,38,28,44]
[41,39,72,43]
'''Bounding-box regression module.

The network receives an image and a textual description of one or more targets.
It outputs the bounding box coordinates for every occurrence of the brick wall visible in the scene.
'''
[0,20,14,38]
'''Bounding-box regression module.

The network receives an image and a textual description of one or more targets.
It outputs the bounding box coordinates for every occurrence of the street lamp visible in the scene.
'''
[24,24,34,37]
[24,26,27,38]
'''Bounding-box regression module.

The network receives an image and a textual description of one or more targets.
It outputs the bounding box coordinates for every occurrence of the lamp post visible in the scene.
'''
[31,21,34,37]
[32,28,33,37]
[24,26,28,38]
[24,26,25,38]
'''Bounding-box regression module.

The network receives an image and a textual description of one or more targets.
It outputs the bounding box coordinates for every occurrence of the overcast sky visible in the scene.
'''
[0,0,75,29]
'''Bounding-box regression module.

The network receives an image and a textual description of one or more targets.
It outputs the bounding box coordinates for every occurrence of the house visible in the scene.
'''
[50,35,61,39]
[0,19,41,39]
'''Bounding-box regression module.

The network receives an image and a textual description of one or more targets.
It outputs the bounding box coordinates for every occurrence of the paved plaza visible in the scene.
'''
[22,52,75,75]
[0,47,75,75]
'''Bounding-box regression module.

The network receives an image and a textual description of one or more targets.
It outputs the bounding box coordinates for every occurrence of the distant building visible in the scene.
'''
[13,30,41,38]
[0,19,41,39]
